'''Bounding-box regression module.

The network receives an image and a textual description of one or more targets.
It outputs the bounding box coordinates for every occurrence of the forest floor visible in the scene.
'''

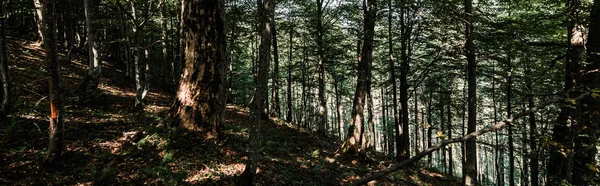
[0,37,460,185]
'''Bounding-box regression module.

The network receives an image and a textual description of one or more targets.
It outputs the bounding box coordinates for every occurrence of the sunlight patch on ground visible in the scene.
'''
[144,104,169,114]
[184,163,245,183]
[97,140,123,154]
[100,85,136,97]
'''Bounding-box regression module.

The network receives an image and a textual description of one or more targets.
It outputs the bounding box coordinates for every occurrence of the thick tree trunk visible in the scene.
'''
[464,0,478,184]
[239,0,272,184]
[572,0,600,184]
[0,2,12,118]
[548,0,584,183]
[79,0,102,92]
[42,0,65,165]
[342,0,376,154]
[173,0,226,139]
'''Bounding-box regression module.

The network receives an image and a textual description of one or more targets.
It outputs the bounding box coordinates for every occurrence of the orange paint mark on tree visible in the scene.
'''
[50,101,57,119]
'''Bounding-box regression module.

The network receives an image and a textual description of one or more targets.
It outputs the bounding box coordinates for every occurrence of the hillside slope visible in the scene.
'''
[0,38,458,185]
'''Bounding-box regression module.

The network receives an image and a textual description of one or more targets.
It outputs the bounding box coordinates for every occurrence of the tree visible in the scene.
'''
[79,0,102,92]
[548,0,585,182]
[286,22,293,123]
[316,0,327,136]
[341,0,376,154]
[270,15,280,117]
[42,0,65,165]
[172,0,226,139]
[387,0,400,158]
[0,0,12,118]
[464,0,478,184]
[572,0,600,183]
[33,0,44,43]
[239,0,272,184]
[397,0,411,161]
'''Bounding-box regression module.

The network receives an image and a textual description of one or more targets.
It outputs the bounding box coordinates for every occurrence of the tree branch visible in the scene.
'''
[137,0,166,28]
[349,92,590,186]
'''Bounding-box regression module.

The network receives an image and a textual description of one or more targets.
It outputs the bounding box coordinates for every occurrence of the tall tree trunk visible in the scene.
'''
[387,0,401,160]
[493,60,503,186]
[427,90,432,164]
[270,17,280,117]
[527,65,539,186]
[464,0,478,184]
[335,74,343,139]
[447,95,453,175]
[342,0,376,154]
[173,0,226,139]
[239,0,272,184]
[572,0,600,184]
[42,0,65,165]
[440,99,446,173]
[548,0,584,183]
[398,0,410,161]
[301,41,308,129]
[286,25,293,123]
[130,2,145,110]
[79,0,102,92]
[507,53,515,186]
[316,0,327,136]
[414,94,419,153]
[381,86,387,153]
[160,7,171,88]
[0,1,12,118]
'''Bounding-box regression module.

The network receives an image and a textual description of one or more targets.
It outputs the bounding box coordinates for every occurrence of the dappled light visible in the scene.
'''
[1,0,599,185]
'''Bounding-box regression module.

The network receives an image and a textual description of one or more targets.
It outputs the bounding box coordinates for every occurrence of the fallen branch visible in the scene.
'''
[350,92,590,186]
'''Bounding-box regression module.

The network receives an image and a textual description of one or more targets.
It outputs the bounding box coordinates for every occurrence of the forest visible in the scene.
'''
[0,0,599,185]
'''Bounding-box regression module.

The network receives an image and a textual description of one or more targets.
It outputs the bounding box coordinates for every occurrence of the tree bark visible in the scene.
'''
[270,16,280,117]
[239,0,272,184]
[79,0,102,92]
[342,0,376,154]
[548,0,584,182]
[0,1,12,118]
[507,53,515,186]
[398,0,410,161]
[572,0,600,184]
[33,0,44,43]
[526,65,539,186]
[447,95,453,175]
[42,0,65,165]
[286,25,293,123]
[173,0,226,139]
[316,0,327,136]
[367,88,375,150]
[464,0,478,184]
[387,0,401,160]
